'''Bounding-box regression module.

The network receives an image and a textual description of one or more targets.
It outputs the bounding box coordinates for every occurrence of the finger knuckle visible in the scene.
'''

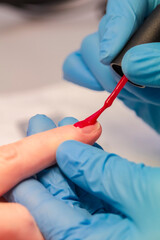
[0,144,18,162]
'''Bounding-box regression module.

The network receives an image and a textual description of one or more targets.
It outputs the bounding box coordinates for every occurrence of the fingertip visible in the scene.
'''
[27,114,56,136]
[122,44,160,87]
[57,122,102,167]
[68,122,102,147]
[122,45,145,85]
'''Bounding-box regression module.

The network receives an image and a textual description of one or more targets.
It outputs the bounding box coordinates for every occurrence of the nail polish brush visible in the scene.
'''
[74,5,160,128]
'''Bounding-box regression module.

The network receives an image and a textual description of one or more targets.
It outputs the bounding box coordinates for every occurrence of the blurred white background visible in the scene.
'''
[0,0,159,166]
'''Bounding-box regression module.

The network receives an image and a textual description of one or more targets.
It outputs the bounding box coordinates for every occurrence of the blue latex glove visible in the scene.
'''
[5,115,105,240]
[63,0,160,133]
[56,140,160,239]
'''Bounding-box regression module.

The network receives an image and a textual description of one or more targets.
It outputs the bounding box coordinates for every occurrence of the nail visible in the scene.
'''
[80,122,101,134]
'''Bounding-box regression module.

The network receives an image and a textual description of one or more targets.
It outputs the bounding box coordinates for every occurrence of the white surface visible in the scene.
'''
[0,3,159,166]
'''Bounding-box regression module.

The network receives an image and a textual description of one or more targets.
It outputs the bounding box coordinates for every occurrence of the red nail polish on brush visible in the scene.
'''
[74,5,160,128]
[74,75,128,128]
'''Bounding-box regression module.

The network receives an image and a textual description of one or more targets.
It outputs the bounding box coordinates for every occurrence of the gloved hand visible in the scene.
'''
[56,140,160,240]
[63,0,160,133]
[5,115,160,240]
[5,115,104,240]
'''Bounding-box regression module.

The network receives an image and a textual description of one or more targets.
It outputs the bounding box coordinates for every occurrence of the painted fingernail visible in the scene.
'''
[80,122,101,134]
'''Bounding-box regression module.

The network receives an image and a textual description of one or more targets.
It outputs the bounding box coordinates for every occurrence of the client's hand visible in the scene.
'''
[6,115,160,240]
[1,114,101,240]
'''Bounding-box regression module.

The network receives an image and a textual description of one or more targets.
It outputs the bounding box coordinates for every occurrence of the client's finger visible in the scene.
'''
[0,202,44,240]
[38,116,104,215]
[28,115,84,211]
[0,118,101,196]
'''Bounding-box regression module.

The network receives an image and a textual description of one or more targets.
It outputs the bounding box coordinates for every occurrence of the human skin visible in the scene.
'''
[0,122,101,240]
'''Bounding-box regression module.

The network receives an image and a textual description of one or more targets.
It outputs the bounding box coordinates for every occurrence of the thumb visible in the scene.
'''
[0,119,101,196]
[56,140,158,222]
[122,43,160,87]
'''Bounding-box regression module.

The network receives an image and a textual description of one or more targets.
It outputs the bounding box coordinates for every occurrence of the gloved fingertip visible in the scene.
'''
[58,117,78,127]
[27,114,56,136]
[63,51,79,76]
[122,43,160,87]
[121,46,141,84]
[29,114,47,121]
